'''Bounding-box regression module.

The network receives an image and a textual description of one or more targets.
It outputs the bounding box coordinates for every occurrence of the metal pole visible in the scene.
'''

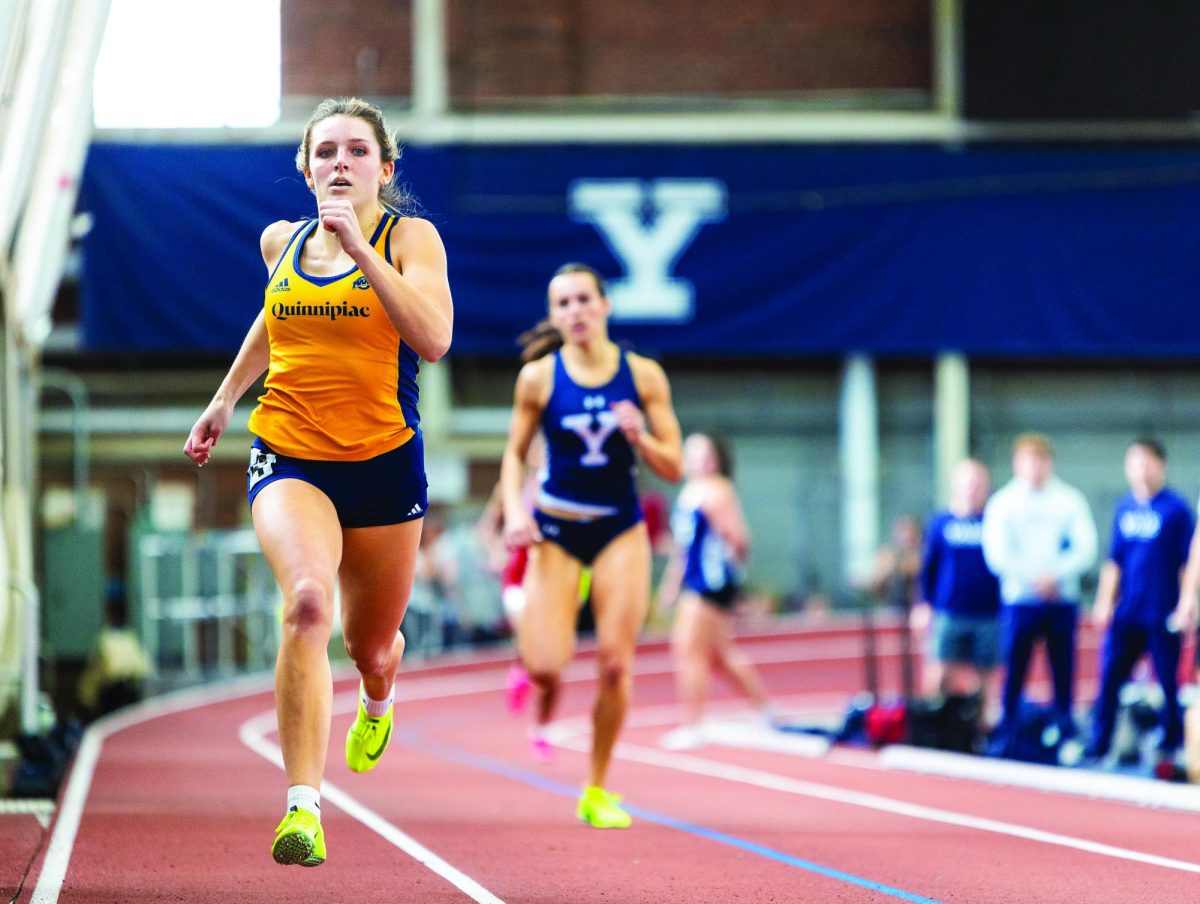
[932,0,964,121]
[412,0,448,120]
[839,354,880,587]
[12,579,39,731]
[933,353,970,508]
[39,369,90,521]
[4,319,40,732]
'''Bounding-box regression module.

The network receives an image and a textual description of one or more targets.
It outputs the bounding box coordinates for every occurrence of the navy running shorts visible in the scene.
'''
[696,583,740,612]
[533,506,643,565]
[247,432,428,528]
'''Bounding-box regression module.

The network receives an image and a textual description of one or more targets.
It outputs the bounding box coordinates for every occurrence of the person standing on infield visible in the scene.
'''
[915,459,1002,716]
[981,433,1097,754]
[1086,438,1192,767]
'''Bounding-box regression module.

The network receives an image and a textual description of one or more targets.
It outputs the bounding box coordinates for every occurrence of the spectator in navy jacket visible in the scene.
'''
[1085,438,1192,766]
[916,459,1002,707]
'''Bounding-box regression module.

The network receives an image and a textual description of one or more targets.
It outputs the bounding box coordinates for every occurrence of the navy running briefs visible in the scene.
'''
[247,432,428,528]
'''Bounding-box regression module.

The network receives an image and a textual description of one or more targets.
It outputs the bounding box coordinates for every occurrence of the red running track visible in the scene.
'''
[7,618,1198,904]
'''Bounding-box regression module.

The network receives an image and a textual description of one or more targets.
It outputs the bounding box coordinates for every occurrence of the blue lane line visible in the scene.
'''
[398,729,946,904]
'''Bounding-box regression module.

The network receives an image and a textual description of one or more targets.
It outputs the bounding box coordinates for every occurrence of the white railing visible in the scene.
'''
[136,528,279,688]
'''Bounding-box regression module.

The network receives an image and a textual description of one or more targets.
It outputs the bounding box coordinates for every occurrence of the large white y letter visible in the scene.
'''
[569,179,727,322]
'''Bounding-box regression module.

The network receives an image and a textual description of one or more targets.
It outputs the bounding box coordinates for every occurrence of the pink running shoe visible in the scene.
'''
[505,664,531,715]
[529,731,554,764]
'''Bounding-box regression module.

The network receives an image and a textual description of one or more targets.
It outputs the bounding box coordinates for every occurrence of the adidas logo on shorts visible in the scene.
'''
[407,503,424,518]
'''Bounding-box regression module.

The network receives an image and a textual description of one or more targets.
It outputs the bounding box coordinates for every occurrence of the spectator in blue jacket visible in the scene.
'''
[916,459,1002,706]
[1085,438,1192,766]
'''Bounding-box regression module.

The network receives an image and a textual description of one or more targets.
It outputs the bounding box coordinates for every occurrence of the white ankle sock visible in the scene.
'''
[361,682,394,718]
[287,784,321,820]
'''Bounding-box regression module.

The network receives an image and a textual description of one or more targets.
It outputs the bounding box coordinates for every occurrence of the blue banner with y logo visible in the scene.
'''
[79,142,1200,358]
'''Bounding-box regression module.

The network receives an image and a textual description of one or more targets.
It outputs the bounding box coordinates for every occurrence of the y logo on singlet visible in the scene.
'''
[562,395,618,467]
[568,179,727,322]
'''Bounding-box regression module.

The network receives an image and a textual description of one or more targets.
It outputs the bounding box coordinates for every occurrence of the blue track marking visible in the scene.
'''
[398,729,946,904]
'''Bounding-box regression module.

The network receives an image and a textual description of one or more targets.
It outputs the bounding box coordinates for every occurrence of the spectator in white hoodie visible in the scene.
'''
[981,433,1098,751]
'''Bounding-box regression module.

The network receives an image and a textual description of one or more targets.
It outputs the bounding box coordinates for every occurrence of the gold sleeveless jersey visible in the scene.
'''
[247,214,420,460]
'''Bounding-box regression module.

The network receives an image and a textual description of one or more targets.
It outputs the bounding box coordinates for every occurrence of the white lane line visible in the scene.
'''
[238,715,505,904]
[31,674,279,904]
[548,732,1200,875]
[30,731,100,904]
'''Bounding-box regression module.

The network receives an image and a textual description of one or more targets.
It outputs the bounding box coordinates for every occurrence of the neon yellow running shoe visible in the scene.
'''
[576,785,632,829]
[345,699,393,773]
[271,807,325,867]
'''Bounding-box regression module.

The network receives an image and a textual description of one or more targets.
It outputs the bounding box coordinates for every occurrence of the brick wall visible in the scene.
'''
[281,0,930,105]
[447,0,931,105]
[283,0,413,98]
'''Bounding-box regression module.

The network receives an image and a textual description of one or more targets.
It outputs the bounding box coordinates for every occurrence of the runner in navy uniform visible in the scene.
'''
[500,263,683,828]
[657,433,771,750]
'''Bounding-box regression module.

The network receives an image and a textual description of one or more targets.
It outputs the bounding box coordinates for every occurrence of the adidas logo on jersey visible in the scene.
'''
[270,277,290,293]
